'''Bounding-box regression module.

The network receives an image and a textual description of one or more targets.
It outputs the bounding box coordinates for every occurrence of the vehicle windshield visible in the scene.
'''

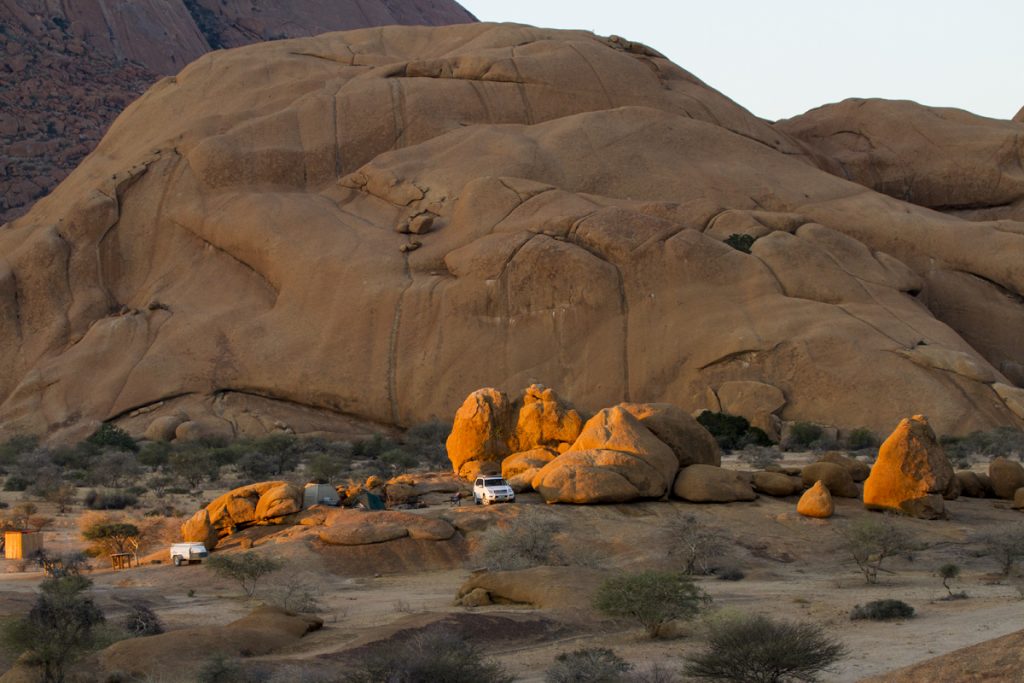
[483,478,507,486]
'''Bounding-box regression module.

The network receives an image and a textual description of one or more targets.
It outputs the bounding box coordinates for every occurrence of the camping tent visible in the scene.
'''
[353,491,385,510]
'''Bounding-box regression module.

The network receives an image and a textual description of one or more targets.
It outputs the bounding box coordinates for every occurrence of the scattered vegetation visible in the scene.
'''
[663,513,727,576]
[724,233,756,254]
[845,427,878,451]
[474,514,564,570]
[205,552,283,598]
[545,647,631,683]
[850,599,915,621]
[1,574,106,683]
[696,412,773,450]
[737,444,782,470]
[838,515,916,584]
[83,490,137,510]
[86,423,138,453]
[343,628,514,683]
[594,571,709,638]
[784,422,823,450]
[976,527,1024,577]
[685,615,846,683]
[122,602,163,637]
[941,427,1024,466]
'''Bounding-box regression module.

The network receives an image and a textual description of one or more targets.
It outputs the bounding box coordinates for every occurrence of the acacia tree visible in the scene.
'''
[593,570,709,638]
[81,522,141,561]
[838,516,916,584]
[1,575,106,683]
[206,552,283,598]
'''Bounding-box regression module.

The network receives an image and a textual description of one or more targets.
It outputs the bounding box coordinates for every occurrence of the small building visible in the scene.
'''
[4,530,43,560]
[303,483,340,508]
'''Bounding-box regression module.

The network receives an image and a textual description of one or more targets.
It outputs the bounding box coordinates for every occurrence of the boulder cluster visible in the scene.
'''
[181,481,302,549]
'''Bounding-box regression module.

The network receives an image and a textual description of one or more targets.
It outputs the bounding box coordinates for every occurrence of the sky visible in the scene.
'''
[461,0,1023,122]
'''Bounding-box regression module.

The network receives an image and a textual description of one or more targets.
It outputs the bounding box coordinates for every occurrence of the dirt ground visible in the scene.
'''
[2,454,1023,681]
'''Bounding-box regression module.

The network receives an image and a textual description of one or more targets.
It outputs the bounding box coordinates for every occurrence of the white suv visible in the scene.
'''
[473,476,516,505]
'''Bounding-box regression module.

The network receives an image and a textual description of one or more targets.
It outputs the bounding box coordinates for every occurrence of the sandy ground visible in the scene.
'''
[2,456,1024,681]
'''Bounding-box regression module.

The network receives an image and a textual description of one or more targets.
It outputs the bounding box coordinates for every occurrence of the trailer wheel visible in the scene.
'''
[172,555,183,567]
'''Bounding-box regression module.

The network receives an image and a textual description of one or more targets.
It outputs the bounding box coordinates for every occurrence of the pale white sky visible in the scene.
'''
[461,0,1023,122]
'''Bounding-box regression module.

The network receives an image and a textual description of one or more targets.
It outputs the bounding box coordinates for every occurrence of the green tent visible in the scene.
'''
[354,491,385,510]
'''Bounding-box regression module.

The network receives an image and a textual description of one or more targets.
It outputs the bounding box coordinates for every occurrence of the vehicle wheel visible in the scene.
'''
[173,556,182,567]
[483,498,492,506]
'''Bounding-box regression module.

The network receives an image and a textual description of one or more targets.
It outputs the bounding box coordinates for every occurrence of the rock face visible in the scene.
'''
[0,0,477,223]
[318,509,455,545]
[797,481,834,518]
[863,416,956,518]
[532,406,678,503]
[1,24,1023,443]
[620,402,721,468]
[673,464,757,503]
[184,481,302,545]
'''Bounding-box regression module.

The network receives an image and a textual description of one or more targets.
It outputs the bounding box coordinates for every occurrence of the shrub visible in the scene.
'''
[696,412,772,450]
[83,490,137,510]
[1,574,106,683]
[43,484,78,513]
[475,514,564,570]
[977,527,1024,576]
[344,627,513,683]
[785,422,823,450]
[87,451,143,488]
[846,428,878,451]
[545,647,631,683]
[402,421,451,468]
[724,233,755,254]
[351,434,393,460]
[306,453,350,484]
[850,599,914,621]
[737,444,782,470]
[137,442,172,469]
[685,615,845,682]
[206,552,283,598]
[0,435,38,466]
[715,567,745,582]
[663,513,727,576]
[594,571,709,638]
[3,475,29,491]
[264,573,321,613]
[86,423,138,453]
[379,448,418,475]
[122,602,163,636]
[169,449,219,489]
[838,516,916,584]
[938,563,961,596]
[941,427,1024,463]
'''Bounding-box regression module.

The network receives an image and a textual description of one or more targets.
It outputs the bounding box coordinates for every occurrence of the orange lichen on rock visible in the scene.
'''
[863,415,956,519]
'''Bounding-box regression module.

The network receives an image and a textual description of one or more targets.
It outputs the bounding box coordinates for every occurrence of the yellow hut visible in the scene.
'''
[3,530,43,560]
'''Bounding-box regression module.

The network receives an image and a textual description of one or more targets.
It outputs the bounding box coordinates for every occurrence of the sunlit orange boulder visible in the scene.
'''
[863,415,956,519]
[797,481,834,518]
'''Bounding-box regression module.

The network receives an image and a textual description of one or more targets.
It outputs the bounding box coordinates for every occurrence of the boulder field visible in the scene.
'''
[1,23,1023,443]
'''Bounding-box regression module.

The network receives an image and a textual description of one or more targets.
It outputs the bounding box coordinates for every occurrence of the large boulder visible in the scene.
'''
[673,464,757,503]
[512,384,583,452]
[863,415,956,518]
[445,388,514,479]
[456,566,607,610]
[955,470,988,498]
[620,402,721,467]
[713,380,786,441]
[180,509,219,550]
[797,481,834,518]
[502,448,558,492]
[818,451,871,482]
[195,481,303,537]
[752,471,801,497]
[531,406,679,503]
[989,457,1024,500]
[800,462,860,498]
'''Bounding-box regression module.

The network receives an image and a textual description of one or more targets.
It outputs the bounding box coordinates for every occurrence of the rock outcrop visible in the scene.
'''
[0,0,477,223]
[620,402,722,468]
[2,24,1023,443]
[863,416,957,518]
[183,481,302,546]
[797,481,834,518]
[532,406,678,503]
[318,509,455,545]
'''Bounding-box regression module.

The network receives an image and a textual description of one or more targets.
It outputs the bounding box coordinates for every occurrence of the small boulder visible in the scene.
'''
[989,457,1024,500]
[797,481,834,518]
[175,418,234,442]
[460,587,492,607]
[673,464,757,503]
[819,451,871,482]
[752,471,801,497]
[620,402,721,468]
[863,415,955,518]
[1014,488,1024,510]
[800,462,860,498]
[955,471,987,498]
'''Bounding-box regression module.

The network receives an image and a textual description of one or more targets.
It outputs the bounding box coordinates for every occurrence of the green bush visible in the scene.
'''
[724,233,755,254]
[594,571,709,638]
[86,423,138,453]
[3,475,29,491]
[545,647,631,683]
[0,435,38,466]
[786,422,823,450]
[850,599,914,621]
[685,614,845,682]
[696,412,772,450]
[344,628,513,683]
[205,552,283,598]
[846,428,878,451]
